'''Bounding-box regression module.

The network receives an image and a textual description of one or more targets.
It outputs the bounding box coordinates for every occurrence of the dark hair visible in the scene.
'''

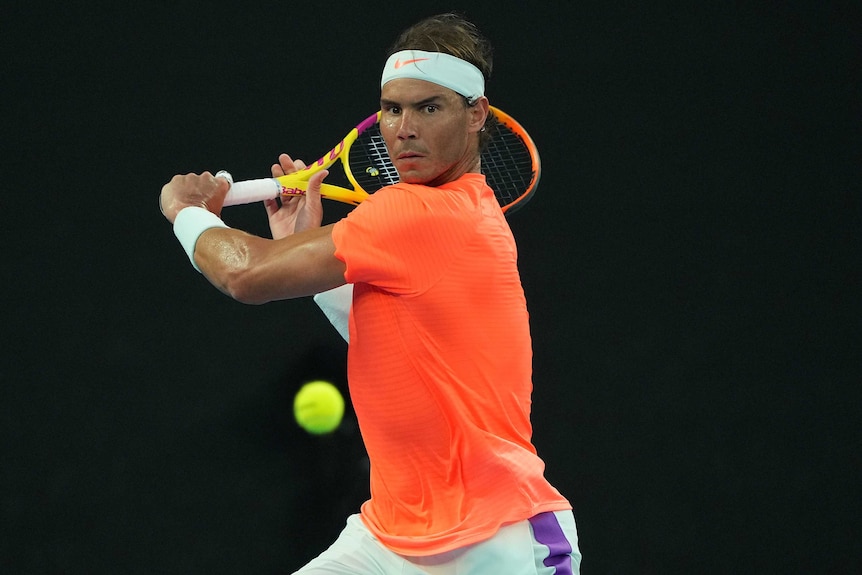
[388,13,496,149]
[388,13,493,83]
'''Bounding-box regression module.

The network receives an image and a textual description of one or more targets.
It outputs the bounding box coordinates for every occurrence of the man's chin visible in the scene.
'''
[395,170,430,185]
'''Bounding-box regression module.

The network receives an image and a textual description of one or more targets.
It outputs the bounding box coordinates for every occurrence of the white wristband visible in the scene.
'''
[173,206,229,272]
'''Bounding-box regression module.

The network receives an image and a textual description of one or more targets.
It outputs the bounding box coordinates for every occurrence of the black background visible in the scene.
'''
[2,2,859,573]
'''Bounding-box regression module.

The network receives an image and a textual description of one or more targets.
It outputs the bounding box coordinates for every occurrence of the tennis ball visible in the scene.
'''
[293,380,345,435]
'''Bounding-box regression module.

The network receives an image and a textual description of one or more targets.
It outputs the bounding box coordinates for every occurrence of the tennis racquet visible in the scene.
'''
[218,106,540,215]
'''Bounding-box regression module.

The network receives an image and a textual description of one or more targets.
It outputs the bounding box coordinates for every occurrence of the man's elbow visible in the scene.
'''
[197,256,271,305]
[220,269,272,305]
[196,235,273,305]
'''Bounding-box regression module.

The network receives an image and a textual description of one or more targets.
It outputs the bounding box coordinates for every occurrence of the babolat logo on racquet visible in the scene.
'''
[281,187,307,197]
[219,106,540,215]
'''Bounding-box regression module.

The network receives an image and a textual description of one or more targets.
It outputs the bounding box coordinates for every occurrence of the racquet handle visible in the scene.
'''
[217,171,285,207]
[216,170,367,207]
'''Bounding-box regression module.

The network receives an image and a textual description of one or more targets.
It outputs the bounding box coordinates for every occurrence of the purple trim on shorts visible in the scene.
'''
[529,512,574,575]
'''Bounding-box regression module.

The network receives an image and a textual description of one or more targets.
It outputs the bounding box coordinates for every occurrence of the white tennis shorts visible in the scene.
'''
[293,510,581,574]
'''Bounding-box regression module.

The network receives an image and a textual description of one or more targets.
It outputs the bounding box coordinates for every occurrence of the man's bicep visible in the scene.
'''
[201,224,345,304]
[263,224,346,300]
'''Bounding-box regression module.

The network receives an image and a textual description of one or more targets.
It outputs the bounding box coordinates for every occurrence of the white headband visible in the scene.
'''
[381,50,485,103]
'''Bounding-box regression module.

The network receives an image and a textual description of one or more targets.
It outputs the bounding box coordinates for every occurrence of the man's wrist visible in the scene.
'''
[173,207,229,272]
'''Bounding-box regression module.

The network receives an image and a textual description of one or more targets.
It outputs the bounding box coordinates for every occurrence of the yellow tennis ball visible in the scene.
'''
[293,380,345,435]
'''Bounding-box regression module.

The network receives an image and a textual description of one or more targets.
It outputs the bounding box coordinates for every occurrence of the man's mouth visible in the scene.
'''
[397,151,424,160]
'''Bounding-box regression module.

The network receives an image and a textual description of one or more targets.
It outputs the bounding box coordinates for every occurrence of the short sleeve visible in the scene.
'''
[332,184,481,295]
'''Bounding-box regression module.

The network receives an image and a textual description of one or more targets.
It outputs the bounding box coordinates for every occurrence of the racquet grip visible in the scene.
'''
[215,170,368,208]
[219,172,283,206]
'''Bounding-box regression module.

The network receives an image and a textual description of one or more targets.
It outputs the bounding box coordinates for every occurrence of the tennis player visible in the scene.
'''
[159,13,581,574]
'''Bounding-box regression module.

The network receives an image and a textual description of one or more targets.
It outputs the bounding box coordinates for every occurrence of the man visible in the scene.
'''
[160,13,581,575]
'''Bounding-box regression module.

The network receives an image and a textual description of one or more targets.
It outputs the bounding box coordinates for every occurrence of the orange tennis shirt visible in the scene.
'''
[331,173,570,556]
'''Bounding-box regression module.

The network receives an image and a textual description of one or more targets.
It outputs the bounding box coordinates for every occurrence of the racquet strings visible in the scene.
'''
[349,125,400,192]
[480,122,537,212]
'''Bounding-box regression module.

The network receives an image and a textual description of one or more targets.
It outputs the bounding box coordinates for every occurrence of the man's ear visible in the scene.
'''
[468,97,490,133]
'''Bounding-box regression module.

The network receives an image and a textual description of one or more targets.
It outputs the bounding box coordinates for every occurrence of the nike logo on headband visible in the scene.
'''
[394,57,430,69]
[382,51,485,100]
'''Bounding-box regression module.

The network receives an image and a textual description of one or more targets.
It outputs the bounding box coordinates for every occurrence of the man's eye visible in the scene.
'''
[425,105,438,113]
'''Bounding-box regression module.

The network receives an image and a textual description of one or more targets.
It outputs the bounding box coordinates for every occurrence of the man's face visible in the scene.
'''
[379,78,480,187]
